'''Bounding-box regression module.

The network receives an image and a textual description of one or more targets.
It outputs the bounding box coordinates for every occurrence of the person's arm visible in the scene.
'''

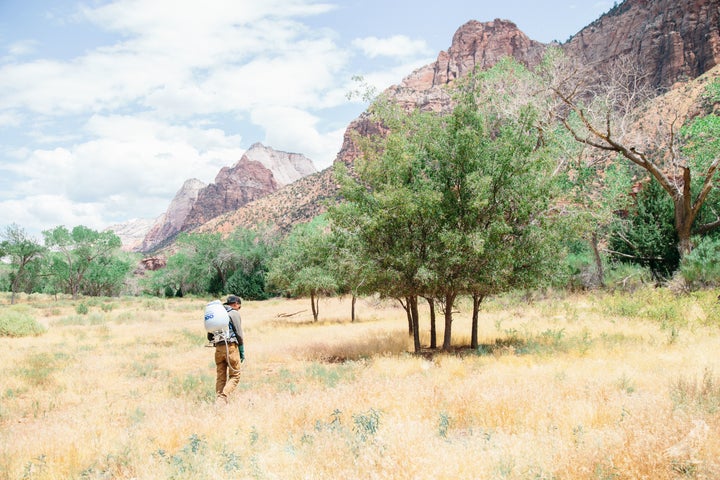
[230,312,245,361]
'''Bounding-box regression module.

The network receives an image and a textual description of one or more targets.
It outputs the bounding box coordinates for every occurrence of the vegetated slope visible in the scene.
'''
[194,167,338,236]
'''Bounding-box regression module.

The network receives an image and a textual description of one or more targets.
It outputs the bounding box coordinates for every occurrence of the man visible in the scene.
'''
[212,294,245,404]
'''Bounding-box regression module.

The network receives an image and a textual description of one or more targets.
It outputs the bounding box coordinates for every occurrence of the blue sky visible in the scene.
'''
[0,0,614,237]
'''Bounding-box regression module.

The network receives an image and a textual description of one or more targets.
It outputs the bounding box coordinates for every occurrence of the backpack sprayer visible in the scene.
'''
[204,300,230,342]
[204,300,241,378]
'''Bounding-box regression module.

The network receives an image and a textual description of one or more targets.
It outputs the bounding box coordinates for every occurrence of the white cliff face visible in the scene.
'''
[161,178,207,231]
[139,178,206,252]
[242,142,317,186]
[105,218,157,252]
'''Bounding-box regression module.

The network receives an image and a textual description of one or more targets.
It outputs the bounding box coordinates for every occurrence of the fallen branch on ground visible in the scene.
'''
[277,310,307,318]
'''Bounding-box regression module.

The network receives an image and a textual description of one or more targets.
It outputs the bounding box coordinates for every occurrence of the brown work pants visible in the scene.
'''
[215,342,241,403]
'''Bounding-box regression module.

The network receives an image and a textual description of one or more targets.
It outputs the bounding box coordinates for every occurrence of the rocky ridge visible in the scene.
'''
[134,144,316,252]
[565,0,719,90]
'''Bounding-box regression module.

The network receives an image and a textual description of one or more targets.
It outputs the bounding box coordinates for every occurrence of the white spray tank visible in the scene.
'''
[204,300,230,337]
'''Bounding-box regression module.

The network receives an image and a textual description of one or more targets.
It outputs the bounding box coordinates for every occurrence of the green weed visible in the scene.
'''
[306,362,356,388]
[54,312,107,326]
[168,372,214,403]
[670,368,720,414]
[179,328,206,347]
[15,352,71,387]
[352,408,381,442]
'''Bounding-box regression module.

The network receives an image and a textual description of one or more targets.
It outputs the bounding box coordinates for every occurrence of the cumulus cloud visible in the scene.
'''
[0,195,109,236]
[3,115,247,229]
[352,35,431,59]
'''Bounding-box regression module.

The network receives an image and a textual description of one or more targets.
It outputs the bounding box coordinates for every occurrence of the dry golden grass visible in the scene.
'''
[1,290,719,479]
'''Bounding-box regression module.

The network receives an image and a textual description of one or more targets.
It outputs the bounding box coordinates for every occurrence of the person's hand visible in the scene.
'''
[239,345,245,363]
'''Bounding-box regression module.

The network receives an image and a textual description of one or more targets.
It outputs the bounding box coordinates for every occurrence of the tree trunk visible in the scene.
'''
[400,297,413,335]
[425,297,437,349]
[442,292,456,351]
[471,293,484,349]
[410,296,421,353]
[10,270,21,305]
[310,292,319,321]
[351,295,356,322]
[674,196,694,258]
[591,232,605,287]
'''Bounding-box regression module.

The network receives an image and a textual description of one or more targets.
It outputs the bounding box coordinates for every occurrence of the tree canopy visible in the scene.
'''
[331,59,571,351]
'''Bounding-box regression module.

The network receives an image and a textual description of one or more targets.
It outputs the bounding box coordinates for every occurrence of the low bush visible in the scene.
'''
[0,306,46,337]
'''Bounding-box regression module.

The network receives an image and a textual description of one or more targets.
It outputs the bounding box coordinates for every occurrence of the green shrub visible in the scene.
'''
[143,298,166,311]
[603,262,652,292]
[0,307,46,337]
[608,178,680,279]
[680,236,720,288]
[76,303,89,315]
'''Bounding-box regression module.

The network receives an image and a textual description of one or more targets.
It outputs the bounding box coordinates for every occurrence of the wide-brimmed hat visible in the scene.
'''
[223,295,242,305]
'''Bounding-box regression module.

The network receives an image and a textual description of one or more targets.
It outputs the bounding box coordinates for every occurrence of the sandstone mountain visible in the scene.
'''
[565,0,719,90]
[190,0,719,240]
[135,143,316,252]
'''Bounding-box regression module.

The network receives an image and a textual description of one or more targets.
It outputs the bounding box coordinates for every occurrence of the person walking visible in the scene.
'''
[212,294,245,405]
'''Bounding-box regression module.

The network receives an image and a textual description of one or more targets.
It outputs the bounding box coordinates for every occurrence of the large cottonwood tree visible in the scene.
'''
[43,225,122,299]
[1,224,45,304]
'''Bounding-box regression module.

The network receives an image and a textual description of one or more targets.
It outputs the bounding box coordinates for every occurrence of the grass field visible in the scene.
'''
[1,289,719,479]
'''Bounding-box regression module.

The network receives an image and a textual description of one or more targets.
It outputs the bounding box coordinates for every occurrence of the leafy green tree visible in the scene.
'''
[143,251,196,297]
[147,227,276,298]
[81,252,134,296]
[224,228,276,300]
[327,227,372,322]
[1,224,46,304]
[174,232,237,295]
[267,217,338,321]
[42,225,122,298]
[430,67,568,349]
[332,104,441,350]
[332,59,569,351]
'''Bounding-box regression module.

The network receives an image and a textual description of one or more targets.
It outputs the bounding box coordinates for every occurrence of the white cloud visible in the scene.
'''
[4,115,247,223]
[0,194,109,235]
[353,35,431,59]
[251,106,344,169]
[6,39,39,58]
[0,1,346,118]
